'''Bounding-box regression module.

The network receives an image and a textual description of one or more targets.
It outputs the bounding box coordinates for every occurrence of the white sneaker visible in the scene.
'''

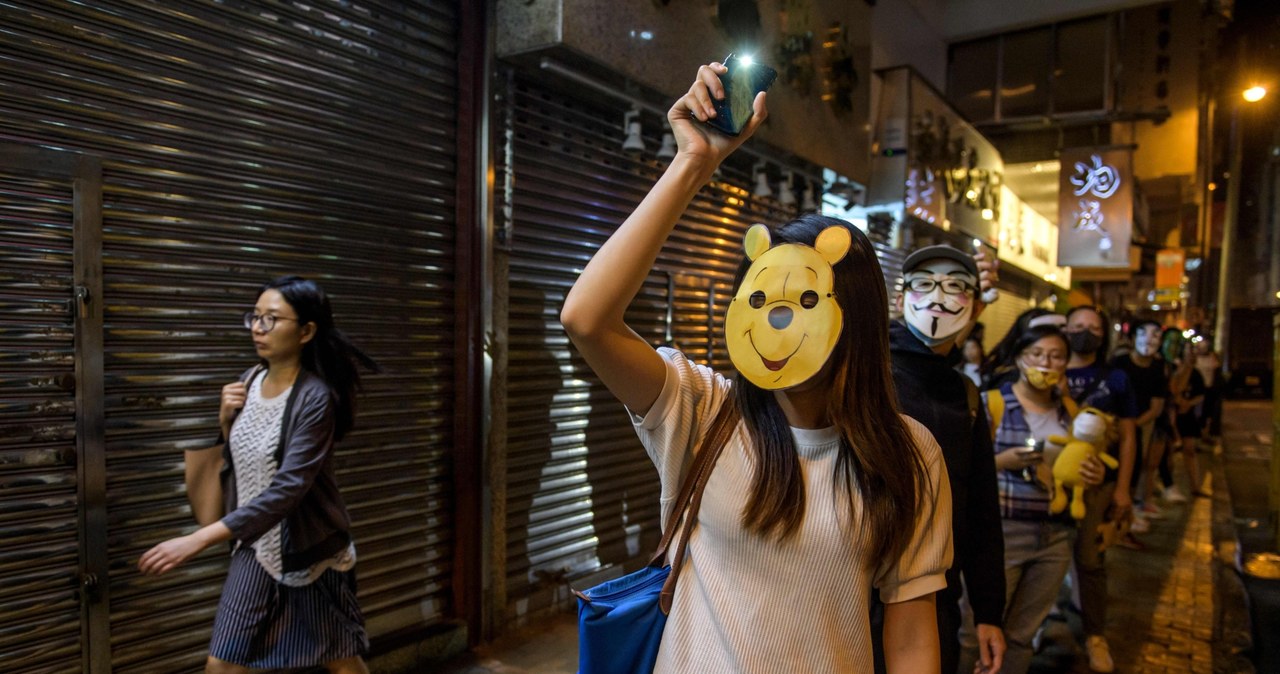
[1163,485,1188,504]
[1129,516,1151,533]
[1085,635,1115,673]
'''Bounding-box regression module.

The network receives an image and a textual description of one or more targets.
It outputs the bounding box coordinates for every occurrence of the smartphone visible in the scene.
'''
[707,53,777,137]
[971,238,1000,304]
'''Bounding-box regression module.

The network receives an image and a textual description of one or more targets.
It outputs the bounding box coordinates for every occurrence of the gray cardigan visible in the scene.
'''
[219,366,353,572]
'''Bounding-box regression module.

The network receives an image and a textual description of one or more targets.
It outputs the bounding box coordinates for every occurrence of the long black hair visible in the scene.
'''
[981,307,1055,378]
[730,214,929,565]
[260,276,380,440]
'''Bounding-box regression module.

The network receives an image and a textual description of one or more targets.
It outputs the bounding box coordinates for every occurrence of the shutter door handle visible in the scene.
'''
[73,286,91,318]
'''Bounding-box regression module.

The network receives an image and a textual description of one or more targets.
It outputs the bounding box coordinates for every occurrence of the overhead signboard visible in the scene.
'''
[1057,146,1134,268]
[864,67,1003,245]
[1155,248,1185,289]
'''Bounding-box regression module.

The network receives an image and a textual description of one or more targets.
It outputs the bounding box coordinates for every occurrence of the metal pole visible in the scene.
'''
[1272,311,1279,547]
[1214,103,1241,359]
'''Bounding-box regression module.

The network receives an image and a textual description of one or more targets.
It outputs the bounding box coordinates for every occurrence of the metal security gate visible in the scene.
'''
[497,69,797,624]
[0,1,466,671]
[0,148,105,674]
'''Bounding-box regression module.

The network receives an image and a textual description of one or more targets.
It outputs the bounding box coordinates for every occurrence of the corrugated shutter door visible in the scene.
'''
[500,72,796,621]
[0,175,82,674]
[1,2,460,670]
[979,289,1035,353]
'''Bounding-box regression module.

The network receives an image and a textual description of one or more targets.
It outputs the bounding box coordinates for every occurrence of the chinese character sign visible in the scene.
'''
[1057,146,1133,268]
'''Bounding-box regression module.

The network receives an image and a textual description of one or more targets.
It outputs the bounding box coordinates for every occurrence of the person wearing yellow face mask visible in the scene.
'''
[561,62,952,674]
[957,325,1106,674]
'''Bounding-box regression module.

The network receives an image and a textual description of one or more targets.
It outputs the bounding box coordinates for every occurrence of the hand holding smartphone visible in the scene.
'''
[706,53,777,137]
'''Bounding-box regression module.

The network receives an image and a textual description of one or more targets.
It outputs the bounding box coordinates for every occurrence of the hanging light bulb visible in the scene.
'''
[622,106,645,153]
[778,170,797,206]
[801,178,818,211]
[753,160,772,198]
[656,120,677,159]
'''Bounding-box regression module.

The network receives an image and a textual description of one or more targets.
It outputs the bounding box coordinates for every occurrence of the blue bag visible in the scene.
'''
[573,401,739,674]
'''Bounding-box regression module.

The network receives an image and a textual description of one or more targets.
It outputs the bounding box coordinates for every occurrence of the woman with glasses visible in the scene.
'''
[139,276,379,674]
[958,324,1105,674]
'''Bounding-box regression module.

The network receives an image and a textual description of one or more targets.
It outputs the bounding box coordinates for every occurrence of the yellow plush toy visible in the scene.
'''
[1047,407,1119,519]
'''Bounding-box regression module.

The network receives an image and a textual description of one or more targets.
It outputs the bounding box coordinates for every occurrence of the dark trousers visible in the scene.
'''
[870,585,960,674]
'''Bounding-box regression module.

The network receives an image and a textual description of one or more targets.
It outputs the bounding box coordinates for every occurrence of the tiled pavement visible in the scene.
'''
[434,402,1270,674]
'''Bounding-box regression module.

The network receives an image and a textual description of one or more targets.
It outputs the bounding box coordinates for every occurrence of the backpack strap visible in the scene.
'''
[1062,394,1080,420]
[985,389,1005,441]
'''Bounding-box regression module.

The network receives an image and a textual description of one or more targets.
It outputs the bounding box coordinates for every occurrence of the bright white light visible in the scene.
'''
[1182,329,1195,338]
[739,55,755,66]
[1243,86,1267,103]
[972,238,982,249]
[980,208,994,220]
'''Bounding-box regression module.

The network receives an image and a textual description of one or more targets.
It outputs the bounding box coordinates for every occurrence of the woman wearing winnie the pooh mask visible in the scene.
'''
[957,324,1106,674]
[560,62,952,673]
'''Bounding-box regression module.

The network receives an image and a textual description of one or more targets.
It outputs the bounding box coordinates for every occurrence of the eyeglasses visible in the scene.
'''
[243,311,299,332]
[904,277,976,295]
[1021,349,1068,365]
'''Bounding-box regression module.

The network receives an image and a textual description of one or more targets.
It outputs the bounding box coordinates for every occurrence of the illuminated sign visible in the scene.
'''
[1058,147,1133,268]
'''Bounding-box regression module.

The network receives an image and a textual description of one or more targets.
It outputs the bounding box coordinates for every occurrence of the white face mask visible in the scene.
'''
[1134,327,1160,357]
[902,259,977,347]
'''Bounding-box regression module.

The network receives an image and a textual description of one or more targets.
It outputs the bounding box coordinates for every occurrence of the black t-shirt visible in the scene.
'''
[1109,354,1168,415]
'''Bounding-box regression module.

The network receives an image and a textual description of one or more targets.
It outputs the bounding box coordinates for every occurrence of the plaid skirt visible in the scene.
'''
[209,548,368,668]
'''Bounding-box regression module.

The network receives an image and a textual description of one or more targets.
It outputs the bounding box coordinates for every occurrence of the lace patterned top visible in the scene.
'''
[229,374,356,586]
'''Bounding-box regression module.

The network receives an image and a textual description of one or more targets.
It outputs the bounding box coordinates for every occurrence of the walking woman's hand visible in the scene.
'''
[138,522,233,575]
[218,381,247,438]
[669,62,767,168]
[138,534,206,575]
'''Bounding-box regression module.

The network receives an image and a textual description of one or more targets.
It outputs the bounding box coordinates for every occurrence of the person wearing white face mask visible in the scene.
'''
[957,324,1105,674]
[1108,320,1170,535]
[875,245,1007,674]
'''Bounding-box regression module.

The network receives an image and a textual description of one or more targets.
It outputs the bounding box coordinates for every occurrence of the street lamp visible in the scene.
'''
[1214,85,1268,359]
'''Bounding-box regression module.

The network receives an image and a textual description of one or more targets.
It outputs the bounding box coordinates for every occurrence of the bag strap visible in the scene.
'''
[647,395,739,615]
[985,389,1004,441]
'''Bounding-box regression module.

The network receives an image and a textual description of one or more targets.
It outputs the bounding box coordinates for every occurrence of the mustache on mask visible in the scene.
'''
[910,301,964,315]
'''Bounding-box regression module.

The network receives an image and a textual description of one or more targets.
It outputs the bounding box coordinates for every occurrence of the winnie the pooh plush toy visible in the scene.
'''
[1048,408,1119,519]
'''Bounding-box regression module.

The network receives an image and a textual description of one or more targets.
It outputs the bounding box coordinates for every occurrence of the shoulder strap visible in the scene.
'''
[1062,394,1080,420]
[985,389,1004,441]
[648,395,740,615]
[963,377,980,423]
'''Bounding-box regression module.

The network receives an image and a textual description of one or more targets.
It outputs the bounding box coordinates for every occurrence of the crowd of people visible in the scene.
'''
[136,62,1225,674]
[559,63,1225,674]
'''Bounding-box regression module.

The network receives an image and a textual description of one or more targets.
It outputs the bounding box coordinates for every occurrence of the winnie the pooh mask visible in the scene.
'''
[725,223,851,390]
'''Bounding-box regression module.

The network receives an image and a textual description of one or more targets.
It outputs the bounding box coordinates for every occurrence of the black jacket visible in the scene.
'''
[890,321,1006,627]
[220,367,353,572]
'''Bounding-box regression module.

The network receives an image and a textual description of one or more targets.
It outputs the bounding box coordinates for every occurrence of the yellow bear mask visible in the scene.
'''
[725,223,852,390]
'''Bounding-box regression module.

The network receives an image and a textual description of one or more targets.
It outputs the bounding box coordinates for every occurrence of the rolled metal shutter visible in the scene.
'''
[0,174,82,674]
[0,2,460,671]
[498,70,796,622]
[979,289,1036,353]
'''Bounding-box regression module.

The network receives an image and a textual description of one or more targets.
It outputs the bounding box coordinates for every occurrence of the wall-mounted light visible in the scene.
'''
[778,171,797,206]
[753,161,772,198]
[801,178,818,212]
[622,106,645,152]
[656,120,676,159]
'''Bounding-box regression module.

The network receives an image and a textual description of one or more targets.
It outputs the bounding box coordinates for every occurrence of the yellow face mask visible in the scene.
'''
[1022,365,1063,390]
[725,224,852,390]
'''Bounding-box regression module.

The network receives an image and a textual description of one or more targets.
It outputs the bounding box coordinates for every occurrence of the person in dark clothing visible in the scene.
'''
[870,245,1007,674]
[1063,305,1139,673]
[1110,320,1170,530]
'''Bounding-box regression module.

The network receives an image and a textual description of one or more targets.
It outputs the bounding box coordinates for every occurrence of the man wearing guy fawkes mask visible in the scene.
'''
[1109,321,1170,534]
[869,245,1007,674]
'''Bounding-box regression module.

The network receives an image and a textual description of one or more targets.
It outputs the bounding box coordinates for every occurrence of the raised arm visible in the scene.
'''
[560,63,767,415]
